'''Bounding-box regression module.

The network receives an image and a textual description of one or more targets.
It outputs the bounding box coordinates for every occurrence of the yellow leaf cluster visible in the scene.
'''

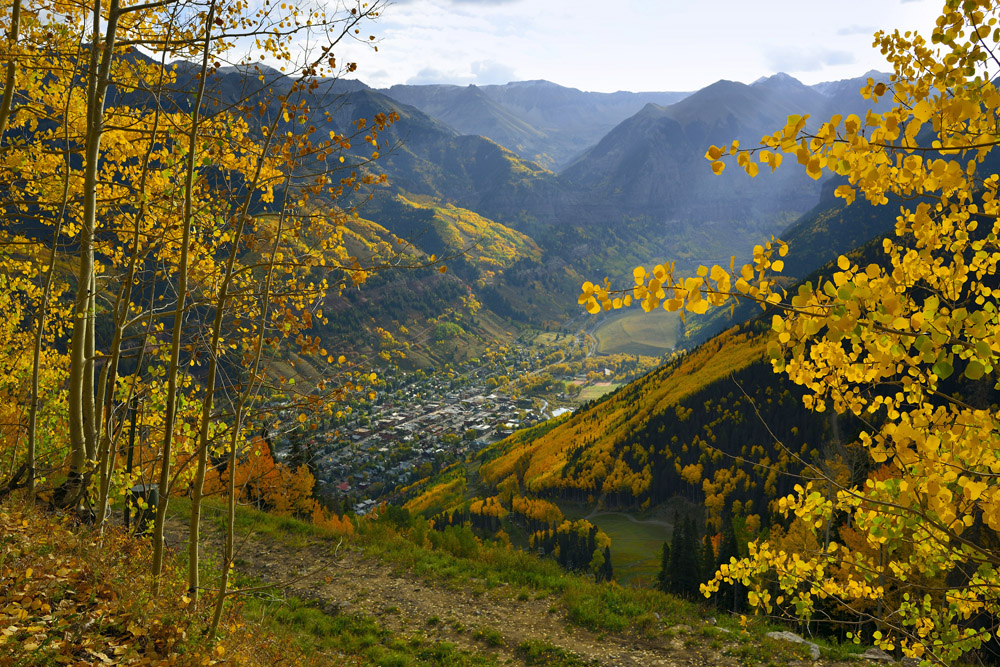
[597,2,1000,661]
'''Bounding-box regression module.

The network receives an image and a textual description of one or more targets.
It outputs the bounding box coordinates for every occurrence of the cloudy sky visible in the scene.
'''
[337,0,944,92]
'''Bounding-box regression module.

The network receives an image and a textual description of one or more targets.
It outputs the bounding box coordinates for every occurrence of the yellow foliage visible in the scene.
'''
[615,3,1000,662]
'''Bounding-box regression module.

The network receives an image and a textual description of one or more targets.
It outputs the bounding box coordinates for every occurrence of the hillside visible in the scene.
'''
[309,71,900,342]
[402,318,841,506]
[1,493,881,666]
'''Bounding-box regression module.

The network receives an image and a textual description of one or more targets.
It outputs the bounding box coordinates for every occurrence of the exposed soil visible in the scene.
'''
[162,518,865,667]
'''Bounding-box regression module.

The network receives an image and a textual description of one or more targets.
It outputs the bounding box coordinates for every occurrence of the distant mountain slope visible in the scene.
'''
[382,84,549,164]
[382,80,690,169]
[560,78,826,244]
[183,68,909,349]
[679,178,900,345]
[553,72,895,277]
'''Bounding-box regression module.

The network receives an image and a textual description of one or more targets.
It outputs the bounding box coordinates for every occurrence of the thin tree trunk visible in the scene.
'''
[151,0,216,595]
[65,0,122,508]
[0,0,21,142]
[84,276,97,462]
[209,403,240,635]
[26,68,76,498]
[210,174,288,638]
[94,43,167,528]
[189,111,280,604]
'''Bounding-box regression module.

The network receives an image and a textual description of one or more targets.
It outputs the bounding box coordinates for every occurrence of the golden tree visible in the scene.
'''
[0,0,400,612]
[582,0,1000,662]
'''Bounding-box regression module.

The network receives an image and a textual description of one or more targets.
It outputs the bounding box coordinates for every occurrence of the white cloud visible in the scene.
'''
[406,67,457,85]
[337,0,946,92]
[765,47,856,74]
[470,60,517,85]
[837,24,876,36]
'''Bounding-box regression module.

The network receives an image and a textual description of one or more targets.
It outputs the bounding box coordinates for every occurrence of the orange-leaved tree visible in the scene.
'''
[582,0,1000,662]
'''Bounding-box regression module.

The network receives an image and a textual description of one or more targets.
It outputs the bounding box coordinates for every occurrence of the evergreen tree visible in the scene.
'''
[657,541,671,592]
[679,517,702,598]
[667,514,683,594]
[717,518,743,612]
[701,532,716,582]
[668,515,702,598]
[601,545,613,582]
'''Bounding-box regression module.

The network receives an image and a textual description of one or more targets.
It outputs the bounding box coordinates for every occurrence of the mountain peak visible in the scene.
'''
[810,70,891,97]
[752,72,800,85]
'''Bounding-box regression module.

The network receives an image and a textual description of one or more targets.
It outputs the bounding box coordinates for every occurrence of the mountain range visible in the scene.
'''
[322,70,894,346]
[158,62,896,357]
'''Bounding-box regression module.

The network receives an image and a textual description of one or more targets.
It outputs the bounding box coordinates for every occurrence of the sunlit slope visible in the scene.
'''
[396,195,543,279]
[479,325,769,496]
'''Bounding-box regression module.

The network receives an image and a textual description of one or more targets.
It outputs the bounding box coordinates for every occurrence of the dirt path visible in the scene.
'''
[584,510,673,529]
[163,518,856,666]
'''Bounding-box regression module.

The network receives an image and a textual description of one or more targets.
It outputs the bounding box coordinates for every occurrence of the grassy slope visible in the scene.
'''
[593,308,679,356]
[576,382,621,403]
[1,492,871,666]
[170,497,859,666]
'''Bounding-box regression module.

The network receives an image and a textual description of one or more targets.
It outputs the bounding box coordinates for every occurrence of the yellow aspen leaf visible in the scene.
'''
[686,299,709,315]
[711,160,726,175]
[834,184,856,205]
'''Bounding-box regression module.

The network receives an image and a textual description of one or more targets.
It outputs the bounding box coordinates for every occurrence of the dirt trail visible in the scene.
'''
[163,518,855,667]
[584,510,673,529]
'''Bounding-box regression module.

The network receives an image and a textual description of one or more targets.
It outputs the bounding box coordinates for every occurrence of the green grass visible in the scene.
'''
[593,308,678,356]
[576,382,622,403]
[358,521,707,637]
[471,625,505,647]
[240,593,498,666]
[516,639,597,666]
[555,500,697,585]
[169,495,346,549]
[577,512,671,586]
